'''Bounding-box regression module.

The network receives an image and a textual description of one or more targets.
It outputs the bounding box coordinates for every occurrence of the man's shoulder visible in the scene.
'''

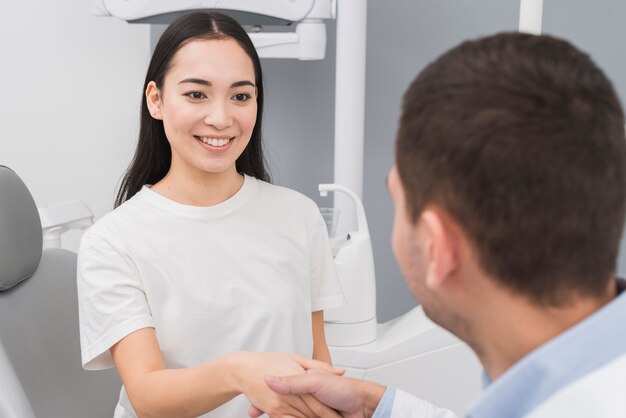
[525,353,626,418]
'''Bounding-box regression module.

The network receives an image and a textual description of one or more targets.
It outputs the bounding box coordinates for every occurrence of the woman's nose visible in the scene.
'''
[204,101,233,129]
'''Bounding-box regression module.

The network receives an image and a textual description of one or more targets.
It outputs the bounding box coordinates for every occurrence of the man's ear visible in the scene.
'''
[421,208,459,290]
[145,81,163,120]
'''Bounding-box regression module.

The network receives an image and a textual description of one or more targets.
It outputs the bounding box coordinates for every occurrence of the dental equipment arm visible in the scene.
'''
[519,0,543,34]
[38,199,94,248]
[93,0,336,60]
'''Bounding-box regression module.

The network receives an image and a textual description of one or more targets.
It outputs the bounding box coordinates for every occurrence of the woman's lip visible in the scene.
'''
[194,135,233,140]
[195,136,234,152]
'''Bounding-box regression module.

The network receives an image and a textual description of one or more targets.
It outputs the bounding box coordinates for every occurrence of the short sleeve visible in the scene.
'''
[308,211,344,312]
[77,231,154,371]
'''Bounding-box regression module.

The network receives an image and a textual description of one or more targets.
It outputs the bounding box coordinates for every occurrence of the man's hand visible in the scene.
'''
[237,353,343,418]
[249,370,386,418]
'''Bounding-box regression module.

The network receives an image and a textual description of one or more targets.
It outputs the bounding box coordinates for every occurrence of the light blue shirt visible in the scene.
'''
[372,279,626,418]
[372,387,397,418]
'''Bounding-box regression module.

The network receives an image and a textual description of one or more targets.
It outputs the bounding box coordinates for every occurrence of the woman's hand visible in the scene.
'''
[231,352,342,417]
[255,370,386,418]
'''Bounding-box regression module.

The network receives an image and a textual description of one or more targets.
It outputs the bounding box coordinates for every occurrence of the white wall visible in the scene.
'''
[0,1,149,250]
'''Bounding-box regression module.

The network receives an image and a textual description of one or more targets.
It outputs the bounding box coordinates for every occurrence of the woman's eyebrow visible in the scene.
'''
[178,78,211,86]
[230,80,256,88]
[177,78,256,88]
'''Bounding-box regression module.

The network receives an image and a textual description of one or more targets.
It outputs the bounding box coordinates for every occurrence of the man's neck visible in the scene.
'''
[470,280,617,381]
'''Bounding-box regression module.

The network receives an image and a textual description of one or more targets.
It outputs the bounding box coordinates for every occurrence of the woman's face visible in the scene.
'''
[146,37,257,178]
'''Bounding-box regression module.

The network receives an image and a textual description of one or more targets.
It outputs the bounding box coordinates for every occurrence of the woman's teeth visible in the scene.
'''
[198,137,231,147]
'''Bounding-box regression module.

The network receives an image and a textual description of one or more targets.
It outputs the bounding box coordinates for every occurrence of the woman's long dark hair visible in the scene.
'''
[115,12,270,207]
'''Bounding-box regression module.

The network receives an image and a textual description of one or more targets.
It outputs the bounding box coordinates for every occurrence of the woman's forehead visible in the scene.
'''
[167,38,256,83]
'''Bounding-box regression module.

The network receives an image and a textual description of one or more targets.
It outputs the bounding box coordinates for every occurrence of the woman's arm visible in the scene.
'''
[111,328,336,418]
[111,328,237,417]
[312,310,332,364]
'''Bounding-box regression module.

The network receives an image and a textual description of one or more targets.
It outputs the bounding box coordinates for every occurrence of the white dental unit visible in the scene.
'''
[32,0,545,415]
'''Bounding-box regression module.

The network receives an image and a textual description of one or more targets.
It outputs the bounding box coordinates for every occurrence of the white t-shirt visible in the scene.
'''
[77,175,344,417]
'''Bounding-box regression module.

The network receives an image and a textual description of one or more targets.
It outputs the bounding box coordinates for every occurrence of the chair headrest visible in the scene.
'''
[0,166,42,291]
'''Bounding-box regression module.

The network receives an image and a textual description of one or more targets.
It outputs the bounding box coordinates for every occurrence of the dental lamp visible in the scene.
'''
[93,0,335,60]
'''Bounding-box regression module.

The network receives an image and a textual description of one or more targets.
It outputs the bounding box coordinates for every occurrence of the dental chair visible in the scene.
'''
[0,166,121,418]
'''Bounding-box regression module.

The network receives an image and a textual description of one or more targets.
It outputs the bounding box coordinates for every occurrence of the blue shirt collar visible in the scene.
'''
[467,279,626,418]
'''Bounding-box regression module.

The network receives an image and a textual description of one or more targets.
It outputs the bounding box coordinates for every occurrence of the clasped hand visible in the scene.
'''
[238,353,344,418]
[244,354,383,418]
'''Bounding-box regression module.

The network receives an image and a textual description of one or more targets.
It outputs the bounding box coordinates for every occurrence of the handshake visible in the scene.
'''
[243,354,385,418]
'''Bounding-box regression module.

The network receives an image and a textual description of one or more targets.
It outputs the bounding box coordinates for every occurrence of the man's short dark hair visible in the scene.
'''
[396,33,626,305]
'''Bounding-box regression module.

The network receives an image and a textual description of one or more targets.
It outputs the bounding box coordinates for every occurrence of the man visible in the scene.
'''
[252,33,626,417]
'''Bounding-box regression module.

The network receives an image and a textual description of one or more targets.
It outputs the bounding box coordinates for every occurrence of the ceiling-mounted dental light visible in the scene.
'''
[92,0,336,60]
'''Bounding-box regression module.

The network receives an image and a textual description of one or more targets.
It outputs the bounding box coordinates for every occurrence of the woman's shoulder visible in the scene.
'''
[254,178,320,211]
[81,189,152,247]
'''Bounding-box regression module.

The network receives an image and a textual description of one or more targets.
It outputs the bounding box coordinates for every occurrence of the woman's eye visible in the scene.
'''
[233,93,251,102]
[185,91,205,100]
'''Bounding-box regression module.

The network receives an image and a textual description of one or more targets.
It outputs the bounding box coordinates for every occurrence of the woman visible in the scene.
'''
[77,12,343,418]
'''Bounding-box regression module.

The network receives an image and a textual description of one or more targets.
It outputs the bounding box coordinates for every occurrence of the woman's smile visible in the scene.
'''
[194,135,235,152]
